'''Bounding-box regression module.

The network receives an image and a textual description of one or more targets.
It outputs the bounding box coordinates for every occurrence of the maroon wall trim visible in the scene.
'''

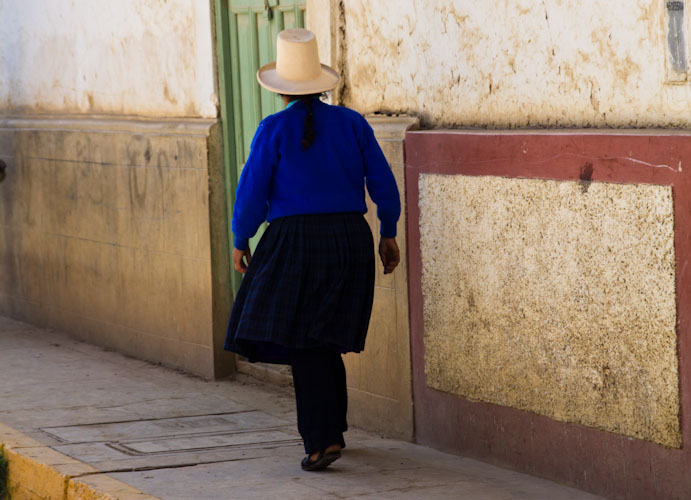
[405,131,691,500]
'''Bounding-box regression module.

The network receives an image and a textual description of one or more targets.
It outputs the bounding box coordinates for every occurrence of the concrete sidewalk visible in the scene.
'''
[0,315,605,500]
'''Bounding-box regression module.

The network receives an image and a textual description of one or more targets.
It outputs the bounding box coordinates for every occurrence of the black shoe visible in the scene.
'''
[301,450,341,471]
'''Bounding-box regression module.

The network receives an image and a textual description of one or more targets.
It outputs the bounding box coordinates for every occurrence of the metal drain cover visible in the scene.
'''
[43,410,302,470]
[42,411,288,443]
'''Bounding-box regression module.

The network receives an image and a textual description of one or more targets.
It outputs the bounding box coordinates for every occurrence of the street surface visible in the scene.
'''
[0,315,605,499]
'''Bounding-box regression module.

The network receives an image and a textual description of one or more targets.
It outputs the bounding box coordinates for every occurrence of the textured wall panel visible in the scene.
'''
[419,174,680,447]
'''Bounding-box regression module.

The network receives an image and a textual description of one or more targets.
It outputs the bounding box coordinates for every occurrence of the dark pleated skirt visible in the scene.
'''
[224,212,375,365]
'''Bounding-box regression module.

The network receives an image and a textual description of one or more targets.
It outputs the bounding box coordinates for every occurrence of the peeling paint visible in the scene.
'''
[342,0,686,128]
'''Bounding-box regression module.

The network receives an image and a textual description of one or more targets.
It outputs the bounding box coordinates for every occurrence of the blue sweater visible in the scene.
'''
[232,98,401,250]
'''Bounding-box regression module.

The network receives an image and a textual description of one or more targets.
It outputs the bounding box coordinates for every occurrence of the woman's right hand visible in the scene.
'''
[233,247,252,274]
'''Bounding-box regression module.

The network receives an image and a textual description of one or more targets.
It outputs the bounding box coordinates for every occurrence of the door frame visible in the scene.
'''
[214,0,242,293]
[214,0,307,294]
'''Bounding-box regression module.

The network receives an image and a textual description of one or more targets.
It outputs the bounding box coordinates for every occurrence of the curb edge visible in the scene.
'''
[0,422,161,500]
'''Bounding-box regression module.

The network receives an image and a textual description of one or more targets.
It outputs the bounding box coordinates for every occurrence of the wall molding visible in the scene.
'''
[0,114,217,137]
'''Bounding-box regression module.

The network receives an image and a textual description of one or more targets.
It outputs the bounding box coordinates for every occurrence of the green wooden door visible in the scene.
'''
[215,0,306,292]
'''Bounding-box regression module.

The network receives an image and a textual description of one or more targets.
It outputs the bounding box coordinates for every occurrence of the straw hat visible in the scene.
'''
[257,29,340,95]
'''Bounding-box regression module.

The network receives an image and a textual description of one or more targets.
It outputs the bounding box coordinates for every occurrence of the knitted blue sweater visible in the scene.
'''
[232,98,401,250]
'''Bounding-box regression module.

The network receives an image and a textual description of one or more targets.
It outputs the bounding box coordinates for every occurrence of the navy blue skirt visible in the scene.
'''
[224,213,375,364]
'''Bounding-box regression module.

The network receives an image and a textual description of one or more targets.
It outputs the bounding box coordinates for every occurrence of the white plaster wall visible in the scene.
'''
[0,0,217,117]
[342,0,691,128]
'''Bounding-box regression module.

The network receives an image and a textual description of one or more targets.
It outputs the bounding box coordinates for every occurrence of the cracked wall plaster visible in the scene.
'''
[419,174,680,447]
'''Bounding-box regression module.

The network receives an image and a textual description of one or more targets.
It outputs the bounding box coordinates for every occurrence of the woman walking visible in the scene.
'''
[224,28,401,471]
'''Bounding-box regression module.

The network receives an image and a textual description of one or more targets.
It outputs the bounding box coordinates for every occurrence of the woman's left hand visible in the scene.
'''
[233,247,252,274]
[379,237,400,274]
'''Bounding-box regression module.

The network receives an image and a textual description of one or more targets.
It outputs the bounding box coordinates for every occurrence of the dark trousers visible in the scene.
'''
[290,349,348,454]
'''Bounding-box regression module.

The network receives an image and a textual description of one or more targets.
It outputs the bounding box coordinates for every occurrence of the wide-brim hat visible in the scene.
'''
[257,29,340,95]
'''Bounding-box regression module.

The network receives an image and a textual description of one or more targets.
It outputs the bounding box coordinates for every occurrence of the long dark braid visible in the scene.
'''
[282,93,321,149]
[300,95,316,149]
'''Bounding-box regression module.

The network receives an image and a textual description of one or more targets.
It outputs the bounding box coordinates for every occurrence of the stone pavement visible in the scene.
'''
[0,315,606,500]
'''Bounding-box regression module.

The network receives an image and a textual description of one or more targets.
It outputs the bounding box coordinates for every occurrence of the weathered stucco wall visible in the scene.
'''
[0,0,216,117]
[341,0,691,128]
[0,2,234,378]
[419,174,680,447]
